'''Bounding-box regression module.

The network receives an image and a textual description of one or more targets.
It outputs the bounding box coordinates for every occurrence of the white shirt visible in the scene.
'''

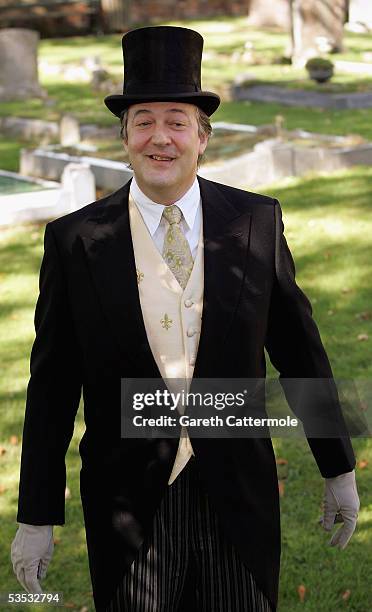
[129,176,201,259]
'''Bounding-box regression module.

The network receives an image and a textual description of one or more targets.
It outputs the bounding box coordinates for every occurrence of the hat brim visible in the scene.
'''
[104,91,220,118]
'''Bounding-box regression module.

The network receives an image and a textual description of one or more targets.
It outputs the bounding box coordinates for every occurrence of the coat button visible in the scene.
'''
[187,328,196,337]
[184,299,193,308]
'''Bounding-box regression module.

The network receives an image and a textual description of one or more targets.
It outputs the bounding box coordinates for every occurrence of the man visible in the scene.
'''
[11,26,359,611]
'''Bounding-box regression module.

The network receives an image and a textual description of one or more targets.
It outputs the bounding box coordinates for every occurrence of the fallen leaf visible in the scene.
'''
[327,310,334,316]
[297,584,306,602]
[278,481,285,497]
[357,333,369,341]
[65,487,71,499]
[342,589,351,601]
[357,460,368,469]
[9,435,19,445]
[0,446,6,456]
[324,251,332,259]
[276,458,288,465]
[0,485,7,494]
[64,603,76,609]
[80,607,89,612]
[360,402,368,412]
[53,537,61,545]
[341,288,351,294]
[356,311,372,321]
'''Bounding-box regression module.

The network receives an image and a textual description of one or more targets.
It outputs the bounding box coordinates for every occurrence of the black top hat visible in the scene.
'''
[104,26,220,118]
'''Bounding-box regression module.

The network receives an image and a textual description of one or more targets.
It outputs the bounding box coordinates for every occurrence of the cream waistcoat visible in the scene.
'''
[128,195,204,485]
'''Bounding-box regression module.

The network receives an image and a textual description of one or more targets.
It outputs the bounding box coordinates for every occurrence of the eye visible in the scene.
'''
[136,121,152,127]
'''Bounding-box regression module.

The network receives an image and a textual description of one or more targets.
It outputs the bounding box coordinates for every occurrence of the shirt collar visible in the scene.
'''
[130,176,200,236]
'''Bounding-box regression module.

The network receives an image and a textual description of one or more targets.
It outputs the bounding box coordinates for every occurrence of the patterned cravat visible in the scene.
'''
[162,205,193,289]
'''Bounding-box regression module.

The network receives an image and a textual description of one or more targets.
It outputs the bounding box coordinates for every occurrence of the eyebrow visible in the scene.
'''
[132,108,189,119]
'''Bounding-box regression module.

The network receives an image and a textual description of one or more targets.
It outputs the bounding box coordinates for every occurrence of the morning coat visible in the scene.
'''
[17,176,356,611]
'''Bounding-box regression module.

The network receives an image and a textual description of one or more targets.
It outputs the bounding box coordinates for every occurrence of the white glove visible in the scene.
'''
[320,469,360,549]
[11,523,54,592]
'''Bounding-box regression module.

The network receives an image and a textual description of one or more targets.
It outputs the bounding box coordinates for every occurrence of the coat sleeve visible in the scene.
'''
[264,199,356,478]
[17,223,82,525]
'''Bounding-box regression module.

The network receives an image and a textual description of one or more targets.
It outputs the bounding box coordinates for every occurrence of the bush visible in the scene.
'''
[305,57,334,71]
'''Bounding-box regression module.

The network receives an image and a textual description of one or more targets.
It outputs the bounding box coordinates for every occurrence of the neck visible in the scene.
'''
[134,177,196,205]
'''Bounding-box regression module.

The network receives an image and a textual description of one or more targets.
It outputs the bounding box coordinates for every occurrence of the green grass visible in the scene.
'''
[1,18,372,121]
[1,13,372,610]
[0,166,371,610]
[213,101,372,141]
[3,100,372,174]
[263,167,372,379]
[0,140,27,174]
[1,16,372,173]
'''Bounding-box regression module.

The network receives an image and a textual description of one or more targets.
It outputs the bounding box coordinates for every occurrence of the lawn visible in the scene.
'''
[1,13,372,611]
[0,165,371,611]
[2,17,372,174]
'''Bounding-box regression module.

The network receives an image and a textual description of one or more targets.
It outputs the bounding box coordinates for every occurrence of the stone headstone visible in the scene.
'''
[247,0,290,30]
[60,115,81,146]
[61,163,96,211]
[0,29,45,101]
[291,0,347,67]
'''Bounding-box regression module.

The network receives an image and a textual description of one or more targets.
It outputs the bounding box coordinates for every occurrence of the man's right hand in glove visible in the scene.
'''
[11,523,54,593]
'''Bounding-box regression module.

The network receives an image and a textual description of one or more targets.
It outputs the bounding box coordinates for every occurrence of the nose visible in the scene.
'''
[151,124,171,146]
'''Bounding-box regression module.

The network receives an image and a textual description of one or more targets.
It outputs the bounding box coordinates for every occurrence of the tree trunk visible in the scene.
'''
[291,0,348,67]
[100,0,129,33]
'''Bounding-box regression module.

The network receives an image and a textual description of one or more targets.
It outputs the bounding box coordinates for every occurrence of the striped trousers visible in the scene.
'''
[106,457,272,612]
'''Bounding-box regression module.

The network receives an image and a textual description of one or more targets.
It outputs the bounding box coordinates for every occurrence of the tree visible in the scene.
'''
[290,0,348,66]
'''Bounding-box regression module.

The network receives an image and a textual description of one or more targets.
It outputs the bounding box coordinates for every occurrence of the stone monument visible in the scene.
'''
[61,163,96,211]
[60,115,81,146]
[247,0,291,30]
[0,28,46,101]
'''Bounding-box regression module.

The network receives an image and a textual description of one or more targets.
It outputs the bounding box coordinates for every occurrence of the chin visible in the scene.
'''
[146,175,178,189]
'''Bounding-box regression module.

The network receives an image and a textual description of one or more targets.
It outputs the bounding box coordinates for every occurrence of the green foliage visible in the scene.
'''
[305,57,335,71]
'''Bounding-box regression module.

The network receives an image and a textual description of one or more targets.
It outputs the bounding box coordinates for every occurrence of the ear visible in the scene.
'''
[198,132,208,156]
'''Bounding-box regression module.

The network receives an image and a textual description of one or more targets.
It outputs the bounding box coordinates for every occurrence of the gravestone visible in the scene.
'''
[0,29,46,101]
[60,115,81,146]
[61,163,95,211]
[247,0,290,30]
[291,0,347,67]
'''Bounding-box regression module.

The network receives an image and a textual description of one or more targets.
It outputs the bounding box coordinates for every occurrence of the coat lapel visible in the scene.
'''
[81,181,160,376]
[194,177,252,377]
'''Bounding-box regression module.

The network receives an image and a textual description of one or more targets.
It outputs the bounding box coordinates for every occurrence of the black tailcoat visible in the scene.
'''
[17,177,355,611]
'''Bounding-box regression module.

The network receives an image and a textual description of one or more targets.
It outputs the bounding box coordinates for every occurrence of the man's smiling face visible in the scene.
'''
[123,101,208,204]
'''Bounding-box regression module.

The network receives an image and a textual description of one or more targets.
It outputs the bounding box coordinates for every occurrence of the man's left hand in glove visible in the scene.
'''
[319,469,360,549]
